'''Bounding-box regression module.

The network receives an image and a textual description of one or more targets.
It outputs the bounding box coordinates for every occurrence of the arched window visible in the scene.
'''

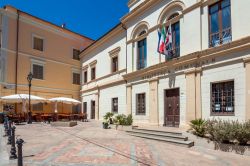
[165,13,180,60]
[137,30,147,70]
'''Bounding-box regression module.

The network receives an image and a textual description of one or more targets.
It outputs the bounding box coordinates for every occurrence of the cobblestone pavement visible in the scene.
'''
[1,121,250,166]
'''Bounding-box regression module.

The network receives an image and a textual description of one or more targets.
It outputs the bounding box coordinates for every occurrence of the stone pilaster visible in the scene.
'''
[126,84,132,115]
[244,57,250,121]
[149,78,159,125]
[185,67,202,123]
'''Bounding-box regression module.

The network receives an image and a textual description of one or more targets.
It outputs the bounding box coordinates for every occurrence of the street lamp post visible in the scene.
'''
[27,72,33,124]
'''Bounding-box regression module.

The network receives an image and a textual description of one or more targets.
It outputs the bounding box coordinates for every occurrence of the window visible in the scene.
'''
[73,72,80,85]
[83,70,88,83]
[112,98,118,113]
[209,0,232,47]
[137,31,147,70]
[136,93,146,115]
[111,56,118,73]
[211,81,234,115]
[32,103,43,111]
[72,104,81,114]
[33,36,44,51]
[91,67,96,80]
[83,102,87,113]
[165,14,180,60]
[73,49,80,60]
[33,64,44,79]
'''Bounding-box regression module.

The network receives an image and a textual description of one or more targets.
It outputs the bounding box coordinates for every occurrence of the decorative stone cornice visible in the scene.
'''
[124,36,250,81]
[243,57,250,64]
[109,47,121,57]
[89,60,97,67]
[184,67,202,75]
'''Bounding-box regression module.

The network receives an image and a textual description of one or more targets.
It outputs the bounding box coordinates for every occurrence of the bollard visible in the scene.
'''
[10,126,17,159]
[3,116,8,137]
[7,120,12,145]
[16,139,24,166]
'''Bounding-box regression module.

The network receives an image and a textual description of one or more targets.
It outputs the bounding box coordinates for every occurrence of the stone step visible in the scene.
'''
[128,133,194,148]
[132,127,183,136]
[126,130,188,141]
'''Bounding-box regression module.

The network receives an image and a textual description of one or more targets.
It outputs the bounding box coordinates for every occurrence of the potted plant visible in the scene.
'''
[102,120,109,129]
[103,112,114,124]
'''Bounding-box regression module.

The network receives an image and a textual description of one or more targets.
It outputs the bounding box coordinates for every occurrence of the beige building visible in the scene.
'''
[0,6,93,114]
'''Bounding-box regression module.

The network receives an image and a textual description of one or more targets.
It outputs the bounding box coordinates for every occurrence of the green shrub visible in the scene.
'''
[115,114,126,125]
[126,114,133,125]
[103,112,114,124]
[205,119,250,145]
[114,114,133,126]
[190,119,206,137]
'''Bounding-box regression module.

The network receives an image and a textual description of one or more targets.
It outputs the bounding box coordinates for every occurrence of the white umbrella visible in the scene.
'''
[48,97,81,113]
[1,94,46,112]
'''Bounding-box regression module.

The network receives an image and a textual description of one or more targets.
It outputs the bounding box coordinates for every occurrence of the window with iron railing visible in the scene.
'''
[73,49,80,60]
[32,103,43,111]
[112,98,118,113]
[211,81,234,115]
[33,64,44,80]
[209,0,232,47]
[73,72,80,85]
[136,93,146,115]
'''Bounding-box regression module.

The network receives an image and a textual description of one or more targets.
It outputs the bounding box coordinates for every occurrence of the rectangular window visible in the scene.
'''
[83,70,88,83]
[83,102,87,113]
[137,38,147,70]
[33,64,44,79]
[209,0,232,47]
[91,67,96,80]
[136,93,146,115]
[32,103,43,111]
[73,49,80,60]
[72,104,81,114]
[33,37,44,51]
[112,98,118,113]
[111,56,118,73]
[73,73,80,85]
[211,81,234,115]
[165,22,180,60]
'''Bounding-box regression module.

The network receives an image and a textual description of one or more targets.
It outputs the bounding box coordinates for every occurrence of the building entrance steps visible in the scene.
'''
[126,126,194,148]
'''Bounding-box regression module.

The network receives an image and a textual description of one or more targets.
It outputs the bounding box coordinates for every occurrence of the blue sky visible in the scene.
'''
[0,0,129,40]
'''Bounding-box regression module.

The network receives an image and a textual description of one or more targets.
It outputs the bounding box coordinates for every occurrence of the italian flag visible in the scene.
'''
[158,25,172,56]
[158,27,167,54]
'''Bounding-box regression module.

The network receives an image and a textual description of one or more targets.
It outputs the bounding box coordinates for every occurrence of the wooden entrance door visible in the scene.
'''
[91,100,95,119]
[164,88,180,127]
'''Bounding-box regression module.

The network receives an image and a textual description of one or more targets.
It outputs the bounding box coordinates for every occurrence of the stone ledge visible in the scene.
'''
[51,121,77,127]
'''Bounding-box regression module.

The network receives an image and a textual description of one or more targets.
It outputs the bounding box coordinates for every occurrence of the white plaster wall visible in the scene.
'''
[179,8,201,56]
[158,74,186,126]
[81,30,126,88]
[231,0,250,41]
[99,84,127,120]
[131,82,150,124]
[126,0,200,72]
[201,63,246,122]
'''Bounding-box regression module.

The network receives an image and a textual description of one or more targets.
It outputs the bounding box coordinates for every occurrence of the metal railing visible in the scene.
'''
[209,27,232,47]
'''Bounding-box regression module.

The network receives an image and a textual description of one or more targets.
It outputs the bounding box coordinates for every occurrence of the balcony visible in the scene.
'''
[209,27,232,47]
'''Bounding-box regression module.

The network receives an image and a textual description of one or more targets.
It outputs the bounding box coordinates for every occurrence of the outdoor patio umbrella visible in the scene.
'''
[0,94,46,112]
[48,97,81,113]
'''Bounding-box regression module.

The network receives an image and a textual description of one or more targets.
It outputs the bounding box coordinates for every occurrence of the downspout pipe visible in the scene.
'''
[15,10,20,114]
[15,10,20,95]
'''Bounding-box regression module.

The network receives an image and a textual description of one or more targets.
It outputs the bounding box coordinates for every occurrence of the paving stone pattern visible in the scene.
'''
[0,121,250,166]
